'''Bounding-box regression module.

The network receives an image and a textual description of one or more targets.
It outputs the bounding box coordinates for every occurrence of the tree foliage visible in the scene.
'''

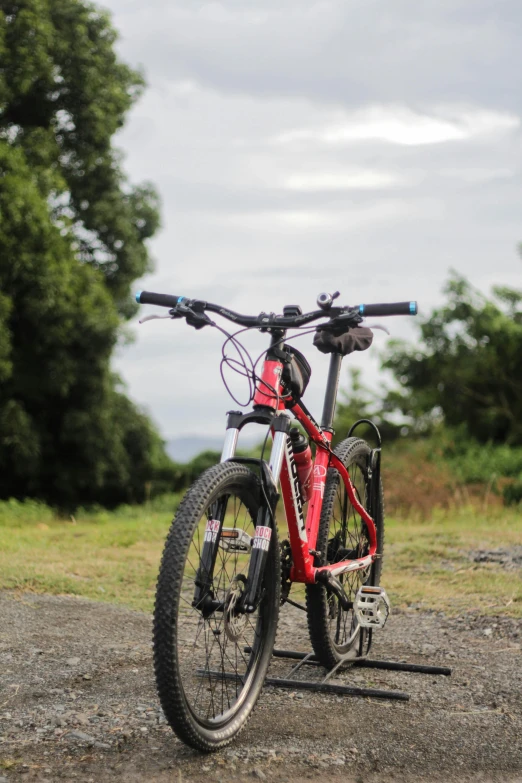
[0,1,170,509]
[382,271,522,446]
[333,368,401,447]
[1,0,160,316]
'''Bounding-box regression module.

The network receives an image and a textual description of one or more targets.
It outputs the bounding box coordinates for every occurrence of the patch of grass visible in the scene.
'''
[0,497,520,617]
[0,497,181,612]
[0,758,20,770]
[384,506,522,617]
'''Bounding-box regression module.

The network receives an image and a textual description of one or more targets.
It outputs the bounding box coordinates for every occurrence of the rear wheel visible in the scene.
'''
[306,438,384,669]
[153,462,280,751]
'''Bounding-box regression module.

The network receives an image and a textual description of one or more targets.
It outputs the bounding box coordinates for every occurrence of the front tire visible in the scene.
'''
[306,438,384,669]
[153,462,280,751]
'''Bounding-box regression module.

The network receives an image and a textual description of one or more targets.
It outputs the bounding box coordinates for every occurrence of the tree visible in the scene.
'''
[0,1,170,509]
[382,271,522,445]
[333,368,402,447]
[1,0,160,316]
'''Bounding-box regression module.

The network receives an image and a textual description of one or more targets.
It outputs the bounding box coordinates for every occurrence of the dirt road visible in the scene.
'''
[0,591,520,782]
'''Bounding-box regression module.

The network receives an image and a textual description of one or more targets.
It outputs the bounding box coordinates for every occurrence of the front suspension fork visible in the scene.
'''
[241,416,291,611]
[240,504,274,612]
[193,412,291,615]
[192,496,228,613]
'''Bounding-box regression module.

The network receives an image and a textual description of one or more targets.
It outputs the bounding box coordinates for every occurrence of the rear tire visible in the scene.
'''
[153,462,280,751]
[306,438,384,669]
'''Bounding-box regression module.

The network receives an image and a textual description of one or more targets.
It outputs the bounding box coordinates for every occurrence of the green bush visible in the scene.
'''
[167,450,222,493]
[0,498,55,527]
[503,481,522,506]
[432,431,522,484]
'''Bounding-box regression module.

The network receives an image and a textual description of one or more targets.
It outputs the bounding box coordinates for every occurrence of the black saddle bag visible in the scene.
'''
[313,326,374,356]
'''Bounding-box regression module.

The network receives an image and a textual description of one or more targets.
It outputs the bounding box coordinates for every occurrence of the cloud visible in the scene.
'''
[284,169,402,191]
[274,105,520,147]
[209,199,425,233]
[102,0,522,438]
[110,0,522,113]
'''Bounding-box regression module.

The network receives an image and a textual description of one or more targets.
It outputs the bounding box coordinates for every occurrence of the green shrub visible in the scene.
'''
[444,443,522,484]
[503,481,522,506]
[0,498,55,527]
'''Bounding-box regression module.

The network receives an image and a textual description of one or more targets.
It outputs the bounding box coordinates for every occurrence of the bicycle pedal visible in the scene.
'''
[354,586,390,629]
[218,528,252,552]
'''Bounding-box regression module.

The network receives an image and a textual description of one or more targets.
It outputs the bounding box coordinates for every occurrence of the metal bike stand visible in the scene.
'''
[197,668,410,701]
[241,647,452,703]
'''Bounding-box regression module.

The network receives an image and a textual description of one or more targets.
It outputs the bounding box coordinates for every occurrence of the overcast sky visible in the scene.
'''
[105,0,522,442]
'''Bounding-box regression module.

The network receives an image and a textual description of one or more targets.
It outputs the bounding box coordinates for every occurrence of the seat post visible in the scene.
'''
[321,353,343,431]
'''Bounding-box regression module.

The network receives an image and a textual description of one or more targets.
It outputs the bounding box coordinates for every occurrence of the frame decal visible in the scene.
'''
[283,436,307,542]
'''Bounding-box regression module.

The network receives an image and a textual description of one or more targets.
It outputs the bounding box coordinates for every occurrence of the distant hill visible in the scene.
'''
[166,433,261,463]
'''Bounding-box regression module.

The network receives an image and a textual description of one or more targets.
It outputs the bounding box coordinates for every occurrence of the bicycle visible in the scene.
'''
[135,288,418,751]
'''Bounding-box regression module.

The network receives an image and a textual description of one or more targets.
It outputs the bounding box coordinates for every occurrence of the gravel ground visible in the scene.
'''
[0,590,521,783]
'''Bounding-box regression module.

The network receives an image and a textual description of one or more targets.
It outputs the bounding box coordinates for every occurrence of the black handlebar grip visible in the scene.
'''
[135,290,185,308]
[357,301,418,317]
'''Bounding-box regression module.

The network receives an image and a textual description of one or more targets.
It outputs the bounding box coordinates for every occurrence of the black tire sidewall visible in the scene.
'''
[153,462,280,751]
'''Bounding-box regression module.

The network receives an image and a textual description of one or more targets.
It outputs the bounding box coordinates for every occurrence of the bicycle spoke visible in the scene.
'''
[172,480,269,726]
[324,455,372,650]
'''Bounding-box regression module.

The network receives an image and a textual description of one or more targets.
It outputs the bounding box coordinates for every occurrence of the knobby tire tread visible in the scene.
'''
[153,462,280,752]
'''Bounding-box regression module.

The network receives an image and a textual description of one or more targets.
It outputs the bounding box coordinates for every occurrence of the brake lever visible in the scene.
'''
[139,314,174,324]
[364,322,391,335]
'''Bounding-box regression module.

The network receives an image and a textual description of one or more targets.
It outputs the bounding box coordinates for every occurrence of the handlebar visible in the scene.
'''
[135,290,418,328]
[136,291,185,308]
[358,301,418,317]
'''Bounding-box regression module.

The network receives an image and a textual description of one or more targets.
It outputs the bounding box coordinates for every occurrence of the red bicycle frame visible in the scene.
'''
[250,354,377,586]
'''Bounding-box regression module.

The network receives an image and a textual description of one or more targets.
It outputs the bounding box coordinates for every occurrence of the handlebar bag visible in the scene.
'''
[282,345,312,398]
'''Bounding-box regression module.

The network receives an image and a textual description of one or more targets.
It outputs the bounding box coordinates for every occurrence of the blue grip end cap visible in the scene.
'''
[410,301,417,314]
[135,291,142,304]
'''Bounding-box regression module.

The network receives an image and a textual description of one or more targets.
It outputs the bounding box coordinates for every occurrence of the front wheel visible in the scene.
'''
[306,437,384,669]
[153,462,280,751]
